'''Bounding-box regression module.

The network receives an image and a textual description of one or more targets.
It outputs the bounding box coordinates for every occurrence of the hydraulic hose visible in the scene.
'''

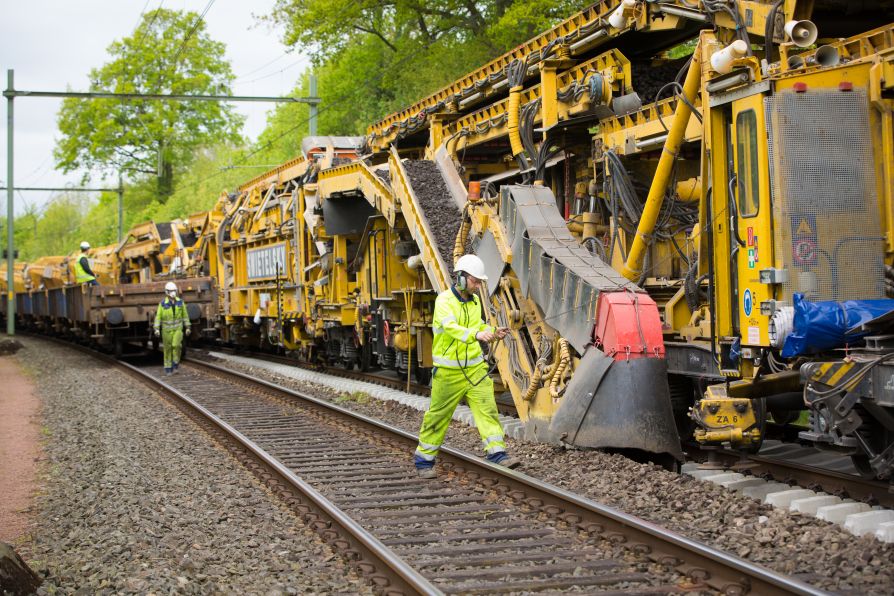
[621,43,702,281]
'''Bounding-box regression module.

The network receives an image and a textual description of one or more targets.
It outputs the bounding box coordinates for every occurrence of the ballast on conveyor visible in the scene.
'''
[387,148,462,292]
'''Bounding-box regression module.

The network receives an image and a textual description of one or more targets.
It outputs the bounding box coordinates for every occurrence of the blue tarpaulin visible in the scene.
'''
[781,293,894,357]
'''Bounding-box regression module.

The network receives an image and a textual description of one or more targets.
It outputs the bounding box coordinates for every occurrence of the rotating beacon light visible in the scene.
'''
[784,19,818,47]
[710,40,748,75]
[608,0,636,29]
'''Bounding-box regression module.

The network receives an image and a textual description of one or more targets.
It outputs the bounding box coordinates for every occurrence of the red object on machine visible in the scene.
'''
[593,291,665,360]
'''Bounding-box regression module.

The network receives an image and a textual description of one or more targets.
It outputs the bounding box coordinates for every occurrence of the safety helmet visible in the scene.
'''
[164,281,178,293]
[80,241,90,251]
[454,254,487,281]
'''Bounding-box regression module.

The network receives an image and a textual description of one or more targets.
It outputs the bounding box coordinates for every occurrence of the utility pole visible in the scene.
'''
[309,74,318,136]
[117,173,124,244]
[5,70,14,336]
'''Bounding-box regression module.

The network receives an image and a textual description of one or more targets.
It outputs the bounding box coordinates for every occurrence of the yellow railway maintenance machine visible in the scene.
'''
[689,22,894,481]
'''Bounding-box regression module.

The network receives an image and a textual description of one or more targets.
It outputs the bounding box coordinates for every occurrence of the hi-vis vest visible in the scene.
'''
[73,255,95,284]
[154,298,190,333]
[431,286,494,369]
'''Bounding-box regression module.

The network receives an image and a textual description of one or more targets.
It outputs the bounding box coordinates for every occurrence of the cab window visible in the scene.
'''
[736,109,760,217]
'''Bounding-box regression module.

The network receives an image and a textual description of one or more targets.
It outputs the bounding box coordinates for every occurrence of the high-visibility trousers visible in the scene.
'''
[162,327,183,369]
[415,363,506,463]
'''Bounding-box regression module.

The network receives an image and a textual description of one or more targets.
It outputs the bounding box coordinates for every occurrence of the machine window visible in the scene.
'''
[736,109,760,217]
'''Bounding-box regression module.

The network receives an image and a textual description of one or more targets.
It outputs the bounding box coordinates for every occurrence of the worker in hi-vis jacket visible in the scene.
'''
[413,254,521,478]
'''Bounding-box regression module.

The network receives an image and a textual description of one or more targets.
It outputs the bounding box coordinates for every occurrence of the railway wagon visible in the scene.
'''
[3,278,219,356]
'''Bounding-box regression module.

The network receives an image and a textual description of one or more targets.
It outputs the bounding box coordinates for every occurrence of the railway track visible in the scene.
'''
[93,352,823,595]
[204,343,894,509]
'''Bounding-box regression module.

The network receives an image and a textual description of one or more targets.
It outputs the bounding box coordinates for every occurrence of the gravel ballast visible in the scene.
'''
[14,337,373,595]
[196,351,894,595]
[399,160,462,275]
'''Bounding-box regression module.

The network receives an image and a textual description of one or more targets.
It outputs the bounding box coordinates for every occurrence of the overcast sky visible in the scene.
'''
[1,0,310,215]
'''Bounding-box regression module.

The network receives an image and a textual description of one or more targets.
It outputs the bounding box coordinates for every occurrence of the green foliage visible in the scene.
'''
[54,8,244,198]
[268,0,581,127]
[11,2,592,262]
[2,193,92,260]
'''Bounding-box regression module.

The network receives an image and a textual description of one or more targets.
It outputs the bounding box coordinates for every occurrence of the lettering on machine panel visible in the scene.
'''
[247,243,287,280]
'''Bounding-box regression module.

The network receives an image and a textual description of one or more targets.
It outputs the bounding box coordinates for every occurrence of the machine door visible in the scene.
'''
[731,95,772,348]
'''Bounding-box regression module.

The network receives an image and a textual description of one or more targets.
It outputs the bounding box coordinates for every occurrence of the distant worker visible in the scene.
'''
[74,241,98,286]
[153,281,191,375]
[414,254,520,479]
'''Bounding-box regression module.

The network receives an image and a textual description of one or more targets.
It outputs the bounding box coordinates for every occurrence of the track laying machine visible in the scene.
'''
[6,0,894,478]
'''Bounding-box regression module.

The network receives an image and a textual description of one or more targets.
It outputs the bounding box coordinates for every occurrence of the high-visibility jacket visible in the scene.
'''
[431,286,494,369]
[154,298,190,334]
[73,254,96,284]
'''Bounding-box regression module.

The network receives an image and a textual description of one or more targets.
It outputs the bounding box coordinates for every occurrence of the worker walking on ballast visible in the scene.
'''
[414,254,520,479]
[154,281,191,375]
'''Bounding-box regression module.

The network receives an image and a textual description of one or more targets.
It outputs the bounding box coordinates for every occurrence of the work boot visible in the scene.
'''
[172,362,179,374]
[164,367,172,376]
[497,456,522,469]
[417,467,437,479]
[487,452,521,469]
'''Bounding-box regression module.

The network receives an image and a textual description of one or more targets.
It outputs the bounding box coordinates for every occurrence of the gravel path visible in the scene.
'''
[14,336,374,595]
[196,352,894,595]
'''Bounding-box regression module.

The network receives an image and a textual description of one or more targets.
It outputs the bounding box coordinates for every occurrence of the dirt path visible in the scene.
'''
[0,349,42,545]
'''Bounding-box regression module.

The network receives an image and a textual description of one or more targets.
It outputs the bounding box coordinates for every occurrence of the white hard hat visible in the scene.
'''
[455,254,487,281]
[80,241,90,250]
[165,281,178,292]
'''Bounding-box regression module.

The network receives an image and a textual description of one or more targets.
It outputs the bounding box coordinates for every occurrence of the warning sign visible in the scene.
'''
[791,214,817,268]
[794,238,818,266]
[796,219,813,236]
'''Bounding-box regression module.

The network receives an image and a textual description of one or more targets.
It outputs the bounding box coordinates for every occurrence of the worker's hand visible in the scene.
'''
[185,328,191,337]
[154,329,160,338]
[495,327,510,339]
[475,330,496,342]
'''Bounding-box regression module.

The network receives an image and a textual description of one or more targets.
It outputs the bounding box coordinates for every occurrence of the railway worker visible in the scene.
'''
[73,241,98,286]
[414,253,521,479]
[153,281,191,375]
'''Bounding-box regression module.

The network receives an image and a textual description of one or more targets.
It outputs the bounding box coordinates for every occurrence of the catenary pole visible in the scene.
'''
[5,70,14,336]
[117,174,124,244]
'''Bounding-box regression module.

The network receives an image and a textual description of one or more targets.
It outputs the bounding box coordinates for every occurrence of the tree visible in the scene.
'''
[266,0,579,131]
[55,9,244,199]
